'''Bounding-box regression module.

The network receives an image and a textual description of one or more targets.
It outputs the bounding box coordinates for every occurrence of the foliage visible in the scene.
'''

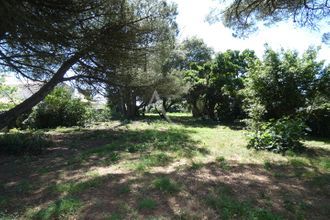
[162,37,214,72]
[305,103,330,137]
[0,75,17,111]
[247,118,307,153]
[0,0,178,128]
[243,47,327,121]
[30,86,88,128]
[208,0,330,37]
[0,131,51,155]
[184,49,255,121]
[106,41,187,119]
[85,107,112,123]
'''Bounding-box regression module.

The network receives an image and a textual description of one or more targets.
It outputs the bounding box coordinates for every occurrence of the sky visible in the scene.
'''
[171,0,330,61]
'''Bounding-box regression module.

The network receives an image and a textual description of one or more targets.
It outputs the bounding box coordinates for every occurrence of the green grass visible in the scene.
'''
[16,180,33,193]
[51,175,105,194]
[0,196,9,207]
[138,198,157,211]
[264,160,272,171]
[206,187,282,220]
[32,197,81,220]
[105,212,122,220]
[137,153,172,168]
[0,114,329,219]
[191,161,203,170]
[153,176,181,193]
[216,156,230,170]
[118,185,131,194]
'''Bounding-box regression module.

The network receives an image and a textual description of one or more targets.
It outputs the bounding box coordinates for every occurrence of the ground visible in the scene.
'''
[0,113,329,219]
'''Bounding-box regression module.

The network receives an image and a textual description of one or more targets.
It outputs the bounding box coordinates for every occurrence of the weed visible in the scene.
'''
[309,174,330,189]
[153,177,180,193]
[318,157,330,170]
[138,198,157,211]
[290,158,308,167]
[216,156,230,170]
[118,185,131,194]
[264,161,272,171]
[33,197,81,220]
[191,161,203,170]
[0,132,51,155]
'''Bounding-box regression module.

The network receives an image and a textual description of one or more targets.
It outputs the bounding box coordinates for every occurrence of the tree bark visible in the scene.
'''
[0,53,81,129]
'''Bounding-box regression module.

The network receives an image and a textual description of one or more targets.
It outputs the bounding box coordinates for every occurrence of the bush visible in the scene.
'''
[85,107,112,123]
[29,86,88,128]
[0,132,52,155]
[306,103,330,138]
[247,118,306,153]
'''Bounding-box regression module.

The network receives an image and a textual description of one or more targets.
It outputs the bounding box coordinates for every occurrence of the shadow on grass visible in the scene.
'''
[0,126,206,217]
[28,161,330,219]
[0,125,329,219]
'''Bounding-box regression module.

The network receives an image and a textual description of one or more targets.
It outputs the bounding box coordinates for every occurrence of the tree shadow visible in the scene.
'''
[0,126,329,219]
[0,126,207,217]
[27,161,329,219]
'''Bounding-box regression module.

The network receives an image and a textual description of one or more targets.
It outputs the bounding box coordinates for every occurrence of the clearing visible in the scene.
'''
[0,114,329,219]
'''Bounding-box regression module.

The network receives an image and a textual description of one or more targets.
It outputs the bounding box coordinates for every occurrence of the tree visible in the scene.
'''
[162,38,214,117]
[243,47,327,121]
[106,33,187,119]
[0,75,17,111]
[210,49,256,120]
[0,0,178,128]
[208,0,330,37]
[184,49,256,120]
[163,37,214,71]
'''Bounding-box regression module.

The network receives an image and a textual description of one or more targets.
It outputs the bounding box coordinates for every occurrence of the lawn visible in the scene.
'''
[0,113,329,219]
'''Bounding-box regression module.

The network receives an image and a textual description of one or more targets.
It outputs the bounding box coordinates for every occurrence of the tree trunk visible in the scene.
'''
[0,53,81,129]
[126,89,137,119]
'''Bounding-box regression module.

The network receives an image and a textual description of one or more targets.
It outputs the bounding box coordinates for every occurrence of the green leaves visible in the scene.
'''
[243,48,326,121]
[247,117,306,153]
[31,86,88,128]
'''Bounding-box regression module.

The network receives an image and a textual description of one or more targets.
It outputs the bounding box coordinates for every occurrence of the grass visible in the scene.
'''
[153,176,181,193]
[263,160,272,171]
[32,197,81,220]
[216,156,230,170]
[138,198,157,211]
[118,185,131,194]
[131,152,173,171]
[51,175,106,194]
[206,186,282,220]
[0,113,329,219]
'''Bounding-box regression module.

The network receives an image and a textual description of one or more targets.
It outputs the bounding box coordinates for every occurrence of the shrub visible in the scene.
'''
[29,86,88,128]
[247,117,306,153]
[0,132,52,155]
[85,107,112,123]
[305,103,330,138]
